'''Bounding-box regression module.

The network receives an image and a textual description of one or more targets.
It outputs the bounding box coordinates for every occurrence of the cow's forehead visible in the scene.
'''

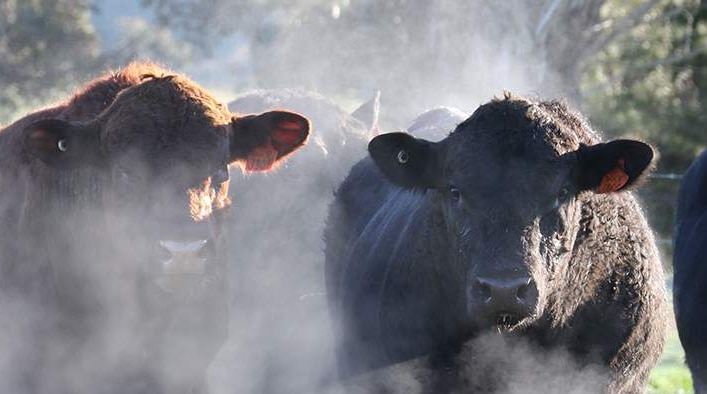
[455,95,594,153]
[443,96,587,188]
[443,127,567,209]
[100,76,233,174]
[447,127,561,171]
[102,76,231,135]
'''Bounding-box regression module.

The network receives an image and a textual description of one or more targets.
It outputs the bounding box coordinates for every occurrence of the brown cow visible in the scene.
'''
[0,62,309,394]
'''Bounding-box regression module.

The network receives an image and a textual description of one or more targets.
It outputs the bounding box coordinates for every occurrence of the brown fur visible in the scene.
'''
[0,62,308,394]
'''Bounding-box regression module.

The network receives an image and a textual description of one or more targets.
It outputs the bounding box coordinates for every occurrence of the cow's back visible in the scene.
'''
[674,149,707,391]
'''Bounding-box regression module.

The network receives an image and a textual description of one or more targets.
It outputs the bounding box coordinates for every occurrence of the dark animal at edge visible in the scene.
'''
[0,62,309,394]
[325,93,668,392]
[674,149,707,394]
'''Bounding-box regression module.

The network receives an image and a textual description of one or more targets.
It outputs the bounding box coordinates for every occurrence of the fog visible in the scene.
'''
[329,333,609,394]
[0,1,677,393]
[89,1,571,124]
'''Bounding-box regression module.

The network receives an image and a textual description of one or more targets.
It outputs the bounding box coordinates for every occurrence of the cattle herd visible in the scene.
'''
[0,62,703,394]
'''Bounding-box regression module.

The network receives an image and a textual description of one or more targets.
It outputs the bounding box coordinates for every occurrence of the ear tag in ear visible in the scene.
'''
[397,150,410,164]
[598,159,629,193]
[245,144,278,172]
[57,139,68,152]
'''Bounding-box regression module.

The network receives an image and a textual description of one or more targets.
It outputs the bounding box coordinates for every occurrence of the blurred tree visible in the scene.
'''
[582,0,707,248]
[138,0,661,124]
[583,0,706,172]
[101,16,194,68]
[0,0,100,123]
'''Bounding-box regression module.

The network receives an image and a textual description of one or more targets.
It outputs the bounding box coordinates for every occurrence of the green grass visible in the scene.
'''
[648,325,693,394]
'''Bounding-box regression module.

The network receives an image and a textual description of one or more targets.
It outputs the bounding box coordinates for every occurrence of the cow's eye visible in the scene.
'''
[449,185,462,202]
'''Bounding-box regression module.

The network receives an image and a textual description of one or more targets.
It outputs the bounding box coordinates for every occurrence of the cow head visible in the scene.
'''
[20,74,308,387]
[23,75,308,291]
[368,94,655,332]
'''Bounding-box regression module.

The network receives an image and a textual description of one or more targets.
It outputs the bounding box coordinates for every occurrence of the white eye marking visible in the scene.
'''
[57,139,68,152]
[397,150,409,164]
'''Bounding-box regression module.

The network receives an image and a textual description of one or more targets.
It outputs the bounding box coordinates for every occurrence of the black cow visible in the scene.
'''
[325,93,668,392]
[674,149,707,393]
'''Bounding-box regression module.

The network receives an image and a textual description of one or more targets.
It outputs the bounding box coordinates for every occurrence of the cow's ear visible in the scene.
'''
[368,132,441,189]
[23,119,101,169]
[351,90,380,135]
[230,110,310,172]
[575,139,656,193]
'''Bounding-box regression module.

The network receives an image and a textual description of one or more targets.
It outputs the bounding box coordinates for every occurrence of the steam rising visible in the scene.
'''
[0,3,646,393]
[327,333,608,394]
[0,93,620,394]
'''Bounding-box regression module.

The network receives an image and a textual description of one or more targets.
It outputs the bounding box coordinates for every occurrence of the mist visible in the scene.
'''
[0,1,686,393]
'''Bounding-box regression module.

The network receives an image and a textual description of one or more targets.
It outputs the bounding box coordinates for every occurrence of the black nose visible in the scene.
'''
[470,276,538,323]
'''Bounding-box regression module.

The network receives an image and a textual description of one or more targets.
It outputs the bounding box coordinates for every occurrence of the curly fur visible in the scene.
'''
[325,93,668,393]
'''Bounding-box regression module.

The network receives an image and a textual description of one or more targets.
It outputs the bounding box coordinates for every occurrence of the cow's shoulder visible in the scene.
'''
[325,156,426,293]
[335,158,392,217]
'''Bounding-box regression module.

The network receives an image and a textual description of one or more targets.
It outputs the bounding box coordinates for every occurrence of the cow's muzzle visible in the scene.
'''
[467,275,539,330]
[154,239,213,294]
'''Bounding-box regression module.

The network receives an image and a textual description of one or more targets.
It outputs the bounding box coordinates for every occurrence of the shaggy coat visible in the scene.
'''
[325,94,668,393]
[0,62,309,394]
[674,149,707,394]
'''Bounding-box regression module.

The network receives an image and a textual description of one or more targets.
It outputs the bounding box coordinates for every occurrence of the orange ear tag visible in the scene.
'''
[245,144,278,172]
[597,159,629,193]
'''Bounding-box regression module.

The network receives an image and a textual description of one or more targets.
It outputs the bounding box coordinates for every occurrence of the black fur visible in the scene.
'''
[674,149,707,393]
[325,93,668,392]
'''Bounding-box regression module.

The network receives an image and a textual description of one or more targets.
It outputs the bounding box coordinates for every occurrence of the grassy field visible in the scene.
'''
[648,319,693,394]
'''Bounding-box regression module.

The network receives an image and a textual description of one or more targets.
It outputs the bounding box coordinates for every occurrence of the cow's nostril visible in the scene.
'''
[196,239,213,259]
[473,280,493,303]
[516,282,530,302]
[159,239,209,256]
[472,276,537,312]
